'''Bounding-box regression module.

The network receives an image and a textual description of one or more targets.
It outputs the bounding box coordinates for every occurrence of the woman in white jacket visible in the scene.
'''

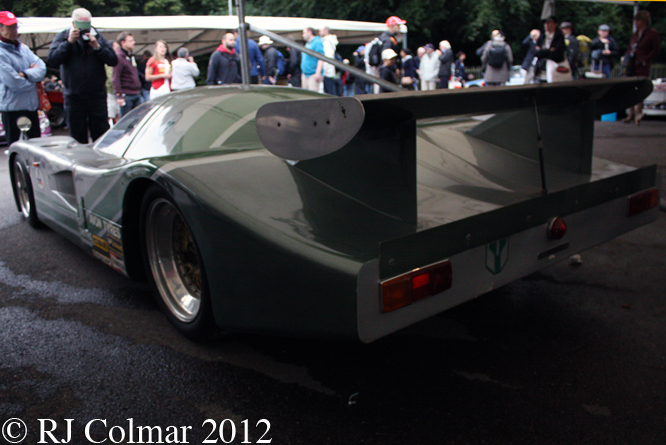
[417,43,440,91]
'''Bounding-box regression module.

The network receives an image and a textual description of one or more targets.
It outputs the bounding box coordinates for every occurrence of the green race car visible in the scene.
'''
[8,80,660,342]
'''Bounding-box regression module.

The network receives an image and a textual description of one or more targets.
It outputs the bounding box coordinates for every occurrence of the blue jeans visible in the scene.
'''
[354,82,371,95]
[120,94,144,117]
[324,77,343,96]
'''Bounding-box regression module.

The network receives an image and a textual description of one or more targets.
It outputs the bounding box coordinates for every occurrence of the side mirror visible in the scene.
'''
[16,116,32,140]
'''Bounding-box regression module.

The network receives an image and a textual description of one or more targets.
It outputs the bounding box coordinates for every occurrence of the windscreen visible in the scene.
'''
[123,87,321,160]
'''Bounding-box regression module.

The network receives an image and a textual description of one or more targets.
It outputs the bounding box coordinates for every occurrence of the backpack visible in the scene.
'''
[276,51,286,76]
[366,38,382,67]
[487,43,506,68]
[334,51,343,73]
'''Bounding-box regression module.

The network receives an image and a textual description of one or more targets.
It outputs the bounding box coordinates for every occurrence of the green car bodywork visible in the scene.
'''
[8,80,660,342]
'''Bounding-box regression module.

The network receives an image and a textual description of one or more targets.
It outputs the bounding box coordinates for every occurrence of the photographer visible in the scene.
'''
[48,8,117,144]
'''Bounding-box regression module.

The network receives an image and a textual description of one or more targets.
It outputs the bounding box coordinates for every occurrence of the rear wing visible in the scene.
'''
[256,78,654,223]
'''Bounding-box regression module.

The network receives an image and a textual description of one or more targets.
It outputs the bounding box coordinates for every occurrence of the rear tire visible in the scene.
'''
[12,155,43,228]
[140,184,217,341]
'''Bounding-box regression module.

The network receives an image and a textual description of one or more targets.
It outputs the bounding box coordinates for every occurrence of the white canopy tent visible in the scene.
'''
[17,15,407,59]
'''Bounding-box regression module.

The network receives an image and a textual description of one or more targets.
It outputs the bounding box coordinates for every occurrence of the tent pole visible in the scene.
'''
[246,24,402,92]
[235,0,251,85]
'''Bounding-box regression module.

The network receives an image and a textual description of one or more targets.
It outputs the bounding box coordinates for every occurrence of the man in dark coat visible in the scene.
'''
[258,35,280,85]
[207,32,241,85]
[286,46,301,88]
[521,29,540,72]
[623,10,661,124]
[560,22,580,79]
[379,16,405,54]
[438,40,454,89]
[47,8,118,144]
[379,49,399,93]
[372,16,405,93]
[112,31,143,117]
[589,24,620,78]
[534,16,566,82]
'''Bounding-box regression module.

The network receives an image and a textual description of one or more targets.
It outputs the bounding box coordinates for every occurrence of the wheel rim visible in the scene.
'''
[146,198,202,323]
[13,160,31,219]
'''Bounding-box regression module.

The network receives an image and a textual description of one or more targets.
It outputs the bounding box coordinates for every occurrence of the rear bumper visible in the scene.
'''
[357,169,659,343]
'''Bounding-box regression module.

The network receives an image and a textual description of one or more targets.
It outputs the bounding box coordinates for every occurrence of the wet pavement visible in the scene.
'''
[1,117,665,444]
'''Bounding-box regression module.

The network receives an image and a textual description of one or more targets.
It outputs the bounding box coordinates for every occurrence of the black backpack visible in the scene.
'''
[487,43,506,68]
[367,38,382,67]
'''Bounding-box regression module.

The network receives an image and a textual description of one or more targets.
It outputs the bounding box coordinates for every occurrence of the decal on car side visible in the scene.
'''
[486,238,509,275]
[85,210,127,276]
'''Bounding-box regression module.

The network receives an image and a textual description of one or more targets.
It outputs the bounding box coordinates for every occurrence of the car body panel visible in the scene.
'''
[8,80,659,341]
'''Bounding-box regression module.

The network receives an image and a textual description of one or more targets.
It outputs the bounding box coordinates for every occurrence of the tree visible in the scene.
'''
[8,0,663,63]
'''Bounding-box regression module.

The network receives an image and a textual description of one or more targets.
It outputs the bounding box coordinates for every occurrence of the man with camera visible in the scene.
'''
[48,8,117,144]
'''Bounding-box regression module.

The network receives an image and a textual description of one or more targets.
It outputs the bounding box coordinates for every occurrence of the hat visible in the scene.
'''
[386,16,406,26]
[382,48,398,60]
[598,24,610,31]
[356,45,365,53]
[72,8,92,30]
[560,22,572,29]
[0,11,18,26]
[424,43,435,50]
[542,16,558,23]
[258,35,273,46]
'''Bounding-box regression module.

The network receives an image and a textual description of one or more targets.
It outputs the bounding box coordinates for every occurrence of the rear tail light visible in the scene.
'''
[548,217,567,240]
[627,188,659,216]
[381,260,452,313]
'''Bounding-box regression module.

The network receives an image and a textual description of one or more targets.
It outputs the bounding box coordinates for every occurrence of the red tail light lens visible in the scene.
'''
[381,260,452,312]
[548,217,567,240]
[628,188,659,216]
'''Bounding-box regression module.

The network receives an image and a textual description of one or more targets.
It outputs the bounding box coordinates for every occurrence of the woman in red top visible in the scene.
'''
[623,10,661,125]
[145,40,173,99]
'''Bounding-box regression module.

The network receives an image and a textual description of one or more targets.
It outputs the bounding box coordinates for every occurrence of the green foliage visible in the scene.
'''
[8,0,665,63]
[143,0,184,15]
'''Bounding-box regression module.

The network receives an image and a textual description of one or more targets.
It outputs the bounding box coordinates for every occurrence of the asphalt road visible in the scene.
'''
[1,118,665,445]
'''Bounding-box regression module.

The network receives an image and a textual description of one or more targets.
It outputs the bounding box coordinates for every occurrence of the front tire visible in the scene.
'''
[140,184,216,341]
[12,155,42,228]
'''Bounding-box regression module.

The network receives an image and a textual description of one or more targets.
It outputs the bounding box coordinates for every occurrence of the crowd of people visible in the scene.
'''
[1,8,662,145]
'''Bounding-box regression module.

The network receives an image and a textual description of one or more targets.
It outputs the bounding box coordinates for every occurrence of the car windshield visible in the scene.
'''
[123,87,322,160]
[94,102,159,157]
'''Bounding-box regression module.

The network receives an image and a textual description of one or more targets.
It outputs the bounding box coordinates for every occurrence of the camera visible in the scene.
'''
[80,28,90,35]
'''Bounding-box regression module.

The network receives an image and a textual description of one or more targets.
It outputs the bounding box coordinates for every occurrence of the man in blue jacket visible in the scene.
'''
[0,10,47,145]
[47,8,117,144]
[234,30,266,84]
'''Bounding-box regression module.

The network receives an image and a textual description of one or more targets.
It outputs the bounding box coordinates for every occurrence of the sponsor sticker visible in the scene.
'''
[93,250,112,267]
[86,211,127,276]
[92,235,109,253]
[486,237,509,275]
